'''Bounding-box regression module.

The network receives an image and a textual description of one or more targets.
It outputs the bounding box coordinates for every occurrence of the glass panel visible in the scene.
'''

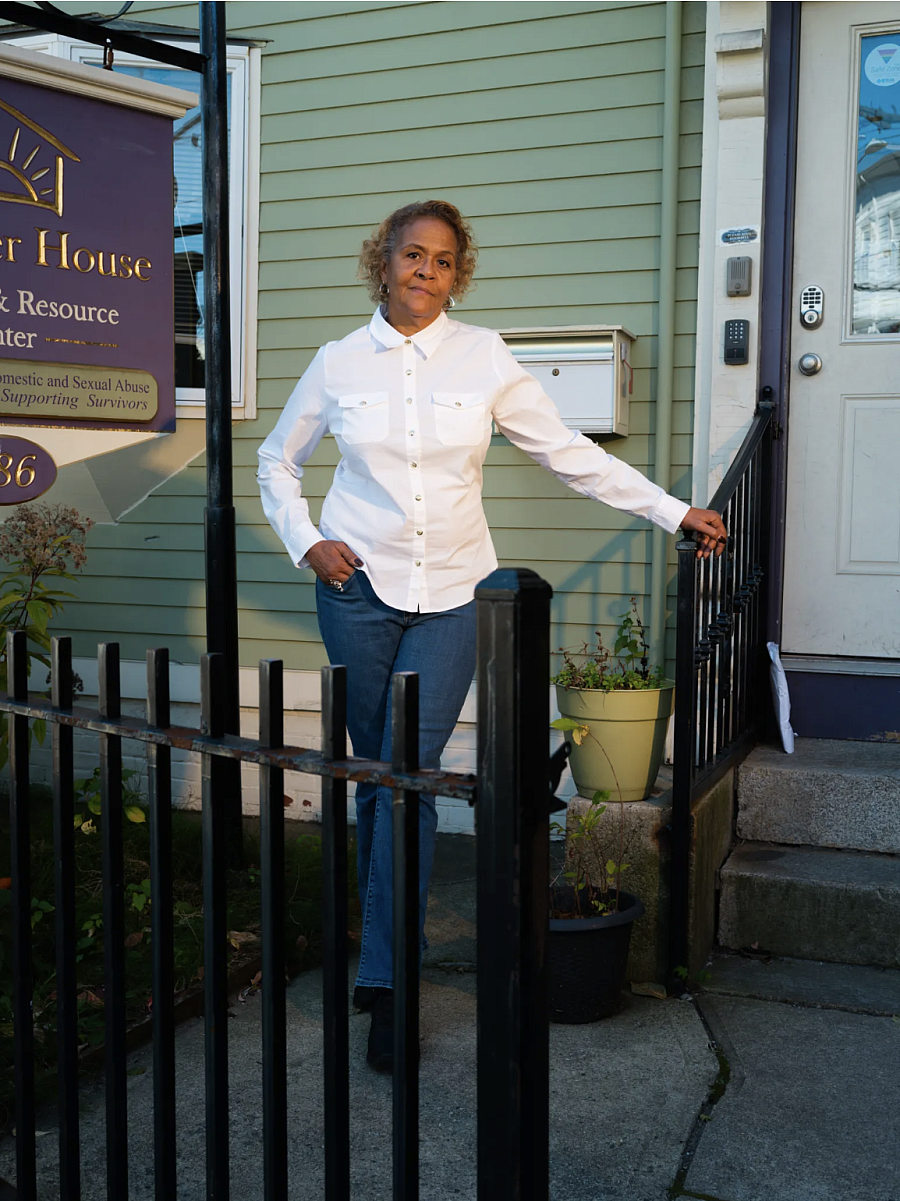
[83,63,232,389]
[853,34,900,336]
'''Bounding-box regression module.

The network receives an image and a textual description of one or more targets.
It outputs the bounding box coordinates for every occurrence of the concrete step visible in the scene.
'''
[718,842,900,969]
[736,738,900,854]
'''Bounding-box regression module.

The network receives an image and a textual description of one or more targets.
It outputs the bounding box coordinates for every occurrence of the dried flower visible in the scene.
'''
[0,503,93,575]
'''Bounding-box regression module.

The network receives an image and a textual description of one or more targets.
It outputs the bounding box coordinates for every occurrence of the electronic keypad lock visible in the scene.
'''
[800,285,824,329]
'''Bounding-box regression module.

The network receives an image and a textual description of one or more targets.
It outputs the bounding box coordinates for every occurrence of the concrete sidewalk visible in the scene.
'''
[1,834,898,1200]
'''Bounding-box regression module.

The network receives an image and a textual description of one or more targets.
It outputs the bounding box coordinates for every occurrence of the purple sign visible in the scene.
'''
[0,72,175,431]
[0,434,57,502]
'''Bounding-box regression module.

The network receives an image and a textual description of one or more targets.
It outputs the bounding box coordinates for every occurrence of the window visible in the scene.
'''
[4,32,260,416]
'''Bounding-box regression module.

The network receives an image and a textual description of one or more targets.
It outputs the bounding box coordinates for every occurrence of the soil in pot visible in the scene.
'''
[548,887,645,1023]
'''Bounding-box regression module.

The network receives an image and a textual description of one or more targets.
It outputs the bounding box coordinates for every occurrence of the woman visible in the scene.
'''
[257,199,726,1073]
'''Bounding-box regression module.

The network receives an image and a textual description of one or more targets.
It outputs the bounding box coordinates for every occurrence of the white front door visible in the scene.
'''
[782,2,900,658]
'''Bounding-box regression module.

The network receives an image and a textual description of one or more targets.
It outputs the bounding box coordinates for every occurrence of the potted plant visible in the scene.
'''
[547,788,644,1022]
[552,598,674,803]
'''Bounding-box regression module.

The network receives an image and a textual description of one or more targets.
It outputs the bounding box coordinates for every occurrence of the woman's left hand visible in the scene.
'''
[681,508,728,559]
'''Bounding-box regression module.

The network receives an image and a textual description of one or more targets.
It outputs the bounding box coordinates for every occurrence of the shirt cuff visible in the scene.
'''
[289,528,325,570]
[650,493,691,535]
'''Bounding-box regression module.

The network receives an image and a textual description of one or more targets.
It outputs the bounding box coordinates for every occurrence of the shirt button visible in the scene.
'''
[415,560,421,567]
[360,400,367,405]
[455,401,461,407]
[416,530,423,536]
[404,339,412,345]
[409,430,415,436]
[406,397,413,404]
[411,461,418,467]
[405,370,412,376]
[415,494,422,501]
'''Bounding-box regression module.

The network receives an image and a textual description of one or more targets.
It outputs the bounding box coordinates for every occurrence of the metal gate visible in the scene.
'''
[2,567,552,1201]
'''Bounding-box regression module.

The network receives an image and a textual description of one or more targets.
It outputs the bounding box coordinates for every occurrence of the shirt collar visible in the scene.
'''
[368,306,449,360]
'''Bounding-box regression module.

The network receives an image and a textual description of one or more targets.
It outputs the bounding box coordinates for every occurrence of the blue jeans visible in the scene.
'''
[315,570,477,989]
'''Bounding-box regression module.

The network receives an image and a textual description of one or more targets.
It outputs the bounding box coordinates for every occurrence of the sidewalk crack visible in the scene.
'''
[667,997,737,1200]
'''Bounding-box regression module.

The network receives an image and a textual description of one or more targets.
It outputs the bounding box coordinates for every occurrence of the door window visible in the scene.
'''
[852,32,900,335]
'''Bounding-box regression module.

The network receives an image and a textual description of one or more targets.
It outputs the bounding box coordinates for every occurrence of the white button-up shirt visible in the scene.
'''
[257,308,690,613]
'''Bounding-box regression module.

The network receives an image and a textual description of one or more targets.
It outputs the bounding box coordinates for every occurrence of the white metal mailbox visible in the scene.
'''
[498,325,635,436]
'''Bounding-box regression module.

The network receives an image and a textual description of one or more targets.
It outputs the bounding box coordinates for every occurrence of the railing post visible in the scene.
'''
[670,541,699,982]
[321,665,350,1201]
[259,659,288,1201]
[52,636,80,1200]
[8,630,36,1201]
[392,671,420,1201]
[99,642,128,1201]
[474,568,552,1201]
[147,647,176,1201]
[201,652,230,1200]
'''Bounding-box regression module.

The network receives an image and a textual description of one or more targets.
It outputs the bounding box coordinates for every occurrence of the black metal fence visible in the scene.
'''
[669,403,775,973]
[2,568,552,1201]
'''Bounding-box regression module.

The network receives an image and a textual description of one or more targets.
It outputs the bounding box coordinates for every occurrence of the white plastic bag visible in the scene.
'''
[766,642,795,754]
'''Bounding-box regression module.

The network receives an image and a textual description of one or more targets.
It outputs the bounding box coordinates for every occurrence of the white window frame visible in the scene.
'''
[5,32,260,419]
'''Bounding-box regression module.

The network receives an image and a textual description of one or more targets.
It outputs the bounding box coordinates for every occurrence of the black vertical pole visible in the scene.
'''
[474,568,552,1201]
[670,541,698,982]
[99,643,128,1201]
[321,666,350,1201]
[8,631,36,1201]
[199,0,242,862]
[52,637,80,1201]
[392,672,420,1201]
[201,653,230,1201]
[259,660,288,1201]
[147,648,177,1201]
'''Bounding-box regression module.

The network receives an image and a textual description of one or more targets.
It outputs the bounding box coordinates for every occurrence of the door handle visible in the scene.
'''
[798,353,823,376]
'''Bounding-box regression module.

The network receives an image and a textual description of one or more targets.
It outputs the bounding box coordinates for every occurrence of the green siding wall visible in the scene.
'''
[53,0,704,671]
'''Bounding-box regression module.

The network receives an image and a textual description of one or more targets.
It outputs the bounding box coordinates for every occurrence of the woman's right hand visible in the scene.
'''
[307,540,364,584]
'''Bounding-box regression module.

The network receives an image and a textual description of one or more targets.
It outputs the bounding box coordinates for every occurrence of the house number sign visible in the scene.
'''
[0,435,57,503]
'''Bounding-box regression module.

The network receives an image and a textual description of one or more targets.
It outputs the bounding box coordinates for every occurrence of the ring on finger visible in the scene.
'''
[327,578,344,591]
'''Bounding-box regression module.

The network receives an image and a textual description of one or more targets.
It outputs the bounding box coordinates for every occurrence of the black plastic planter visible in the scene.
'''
[548,888,645,1023]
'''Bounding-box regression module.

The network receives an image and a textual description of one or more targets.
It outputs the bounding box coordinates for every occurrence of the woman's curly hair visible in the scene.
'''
[358,199,478,305]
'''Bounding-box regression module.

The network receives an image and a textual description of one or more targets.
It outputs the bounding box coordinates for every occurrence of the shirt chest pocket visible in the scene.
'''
[337,392,390,444]
[432,392,486,447]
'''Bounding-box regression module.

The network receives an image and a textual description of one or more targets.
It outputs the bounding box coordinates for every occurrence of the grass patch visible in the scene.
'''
[0,788,358,1128]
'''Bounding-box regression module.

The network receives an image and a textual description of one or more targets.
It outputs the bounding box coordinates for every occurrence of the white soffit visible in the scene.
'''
[0,41,196,117]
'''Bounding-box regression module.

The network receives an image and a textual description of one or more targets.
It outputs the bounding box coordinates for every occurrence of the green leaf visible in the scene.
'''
[32,718,46,746]
[550,717,584,732]
[124,805,147,824]
[87,797,102,816]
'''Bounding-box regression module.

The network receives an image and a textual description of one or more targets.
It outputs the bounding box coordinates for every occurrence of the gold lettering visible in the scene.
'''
[134,256,152,282]
[97,251,116,277]
[117,254,133,280]
[0,454,11,486]
[35,228,70,270]
[73,247,96,274]
[6,237,21,262]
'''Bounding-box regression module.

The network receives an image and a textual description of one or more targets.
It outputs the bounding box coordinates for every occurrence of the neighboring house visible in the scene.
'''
[2,1,898,921]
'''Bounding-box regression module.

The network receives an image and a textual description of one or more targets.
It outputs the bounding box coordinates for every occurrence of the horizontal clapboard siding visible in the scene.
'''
[49,0,704,676]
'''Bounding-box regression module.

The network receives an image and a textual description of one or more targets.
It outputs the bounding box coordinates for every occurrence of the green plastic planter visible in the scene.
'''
[555,681,675,802]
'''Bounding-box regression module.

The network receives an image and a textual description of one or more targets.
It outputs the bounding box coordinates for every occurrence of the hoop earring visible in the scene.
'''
[379,282,389,297]
[443,295,456,310]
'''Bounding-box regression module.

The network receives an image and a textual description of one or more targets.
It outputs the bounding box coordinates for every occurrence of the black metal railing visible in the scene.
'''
[1,567,551,1201]
[669,404,775,975]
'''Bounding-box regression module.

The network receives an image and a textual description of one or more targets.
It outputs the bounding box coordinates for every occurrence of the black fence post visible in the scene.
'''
[474,568,552,1201]
[148,648,177,1201]
[99,642,128,1201]
[392,671,420,1201]
[8,630,36,1201]
[321,665,350,1201]
[259,659,288,1201]
[201,652,230,1200]
[52,636,80,1200]
[670,542,698,982]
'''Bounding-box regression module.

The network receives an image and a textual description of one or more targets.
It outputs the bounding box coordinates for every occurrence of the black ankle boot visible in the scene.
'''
[366,988,394,1073]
